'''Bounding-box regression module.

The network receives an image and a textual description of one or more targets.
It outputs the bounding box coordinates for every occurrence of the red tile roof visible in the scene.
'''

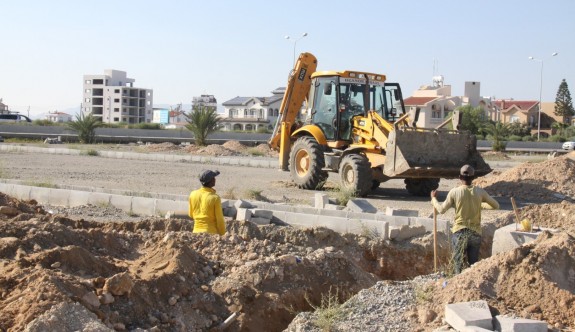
[495,100,538,112]
[403,96,437,106]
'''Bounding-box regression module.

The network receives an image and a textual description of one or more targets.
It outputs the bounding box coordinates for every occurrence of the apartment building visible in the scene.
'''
[82,70,153,124]
[192,95,217,110]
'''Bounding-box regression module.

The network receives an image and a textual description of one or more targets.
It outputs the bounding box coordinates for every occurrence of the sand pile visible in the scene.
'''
[222,140,248,152]
[475,152,575,203]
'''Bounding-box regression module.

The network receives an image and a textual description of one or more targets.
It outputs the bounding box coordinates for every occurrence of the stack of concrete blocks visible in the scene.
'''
[443,300,547,332]
[233,199,274,225]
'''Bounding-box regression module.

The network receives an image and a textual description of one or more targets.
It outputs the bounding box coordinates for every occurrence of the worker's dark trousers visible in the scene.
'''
[451,228,481,274]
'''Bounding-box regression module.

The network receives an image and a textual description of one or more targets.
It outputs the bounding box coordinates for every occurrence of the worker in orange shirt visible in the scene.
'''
[189,169,226,235]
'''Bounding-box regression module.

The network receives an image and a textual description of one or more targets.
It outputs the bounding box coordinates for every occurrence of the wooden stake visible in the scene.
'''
[511,197,521,231]
[433,207,438,273]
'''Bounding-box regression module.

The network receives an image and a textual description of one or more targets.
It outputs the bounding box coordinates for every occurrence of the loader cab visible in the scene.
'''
[309,72,406,142]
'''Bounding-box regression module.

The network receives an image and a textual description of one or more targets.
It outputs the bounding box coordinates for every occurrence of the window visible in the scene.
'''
[85,80,91,84]
[147,101,151,105]
[85,98,91,103]
[268,109,273,117]
[85,89,91,93]
[431,105,441,119]
[114,98,119,103]
[114,108,119,112]
[114,89,120,93]
[510,115,520,123]
[274,109,279,117]
[93,79,104,85]
[147,92,151,96]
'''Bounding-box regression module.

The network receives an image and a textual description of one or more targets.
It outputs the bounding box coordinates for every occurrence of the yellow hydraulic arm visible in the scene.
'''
[268,52,317,170]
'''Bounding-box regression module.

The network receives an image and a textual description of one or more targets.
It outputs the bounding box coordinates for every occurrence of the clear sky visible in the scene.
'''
[1,0,574,118]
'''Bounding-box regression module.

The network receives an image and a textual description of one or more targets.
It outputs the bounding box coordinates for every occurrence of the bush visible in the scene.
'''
[32,119,57,126]
[548,135,566,142]
[491,140,507,152]
[507,135,522,141]
[521,135,535,142]
[128,123,163,130]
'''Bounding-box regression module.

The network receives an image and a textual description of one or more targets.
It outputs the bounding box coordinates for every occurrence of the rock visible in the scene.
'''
[81,291,101,308]
[168,296,178,306]
[99,292,115,305]
[103,272,133,296]
[51,262,61,269]
[0,206,19,216]
[418,308,437,324]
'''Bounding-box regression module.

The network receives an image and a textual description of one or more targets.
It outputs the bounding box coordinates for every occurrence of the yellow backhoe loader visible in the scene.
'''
[269,53,490,196]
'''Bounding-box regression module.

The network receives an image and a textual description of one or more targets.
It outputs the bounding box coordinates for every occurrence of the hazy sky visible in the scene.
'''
[1,0,574,117]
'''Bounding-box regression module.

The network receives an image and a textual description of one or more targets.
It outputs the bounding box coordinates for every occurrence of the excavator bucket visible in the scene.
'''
[383,128,491,179]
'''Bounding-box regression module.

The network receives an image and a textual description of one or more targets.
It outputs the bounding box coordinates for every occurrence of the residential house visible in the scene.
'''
[402,77,463,128]
[220,88,284,131]
[0,98,8,113]
[82,70,153,124]
[46,111,73,123]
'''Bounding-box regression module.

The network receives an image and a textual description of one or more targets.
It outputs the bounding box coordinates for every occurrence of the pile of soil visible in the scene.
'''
[475,152,575,203]
[416,230,575,330]
[142,140,277,158]
[0,193,444,331]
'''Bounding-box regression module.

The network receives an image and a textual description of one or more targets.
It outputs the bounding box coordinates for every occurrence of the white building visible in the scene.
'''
[192,95,217,110]
[403,77,491,128]
[45,111,73,123]
[220,88,284,131]
[82,70,153,124]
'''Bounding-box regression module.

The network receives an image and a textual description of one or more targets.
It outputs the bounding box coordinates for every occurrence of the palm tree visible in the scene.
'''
[551,121,568,137]
[483,121,510,152]
[67,113,103,144]
[185,106,221,146]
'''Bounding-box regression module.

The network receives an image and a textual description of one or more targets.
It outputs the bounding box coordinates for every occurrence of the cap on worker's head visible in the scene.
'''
[199,169,220,184]
[460,164,475,177]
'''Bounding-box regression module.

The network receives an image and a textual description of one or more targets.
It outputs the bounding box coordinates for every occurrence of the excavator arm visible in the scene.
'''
[268,53,317,170]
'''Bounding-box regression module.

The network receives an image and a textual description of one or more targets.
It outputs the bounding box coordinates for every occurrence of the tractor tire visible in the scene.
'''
[338,154,372,197]
[404,178,440,196]
[289,136,328,190]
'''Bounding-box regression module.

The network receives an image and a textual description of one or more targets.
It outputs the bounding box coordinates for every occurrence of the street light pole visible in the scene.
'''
[529,52,558,141]
[285,32,308,65]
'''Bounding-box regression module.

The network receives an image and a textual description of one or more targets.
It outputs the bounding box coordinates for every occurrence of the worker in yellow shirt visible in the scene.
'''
[189,169,226,235]
[431,165,499,274]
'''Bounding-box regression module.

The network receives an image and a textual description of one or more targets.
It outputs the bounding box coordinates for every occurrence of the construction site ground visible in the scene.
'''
[0,142,574,331]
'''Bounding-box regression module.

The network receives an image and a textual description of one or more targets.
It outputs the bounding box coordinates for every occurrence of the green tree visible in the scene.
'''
[457,105,488,136]
[185,105,221,146]
[506,122,531,137]
[67,113,103,144]
[554,79,575,124]
[483,121,510,152]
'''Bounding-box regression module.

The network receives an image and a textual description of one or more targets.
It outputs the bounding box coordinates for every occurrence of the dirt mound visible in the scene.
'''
[196,144,241,156]
[222,140,248,153]
[144,142,181,152]
[0,193,441,331]
[416,230,575,330]
[474,152,575,203]
[481,151,511,160]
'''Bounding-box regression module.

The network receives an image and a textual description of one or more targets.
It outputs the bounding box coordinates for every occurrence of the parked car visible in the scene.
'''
[0,135,4,142]
[562,141,575,150]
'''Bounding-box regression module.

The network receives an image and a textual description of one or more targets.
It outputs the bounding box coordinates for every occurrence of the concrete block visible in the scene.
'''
[388,226,400,240]
[69,190,91,207]
[493,315,547,332]
[156,199,187,217]
[284,212,320,228]
[492,223,556,256]
[234,199,253,209]
[347,219,388,239]
[318,208,347,217]
[376,214,410,227]
[165,210,191,220]
[347,211,378,221]
[251,209,273,219]
[324,204,344,211]
[236,208,252,222]
[109,194,133,213]
[250,217,270,225]
[445,300,493,331]
[48,188,70,206]
[385,207,419,217]
[87,192,112,207]
[29,187,51,205]
[223,206,237,218]
[461,327,493,332]
[413,217,450,234]
[13,184,32,201]
[294,206,321,215]
[346,199,378,213]
[394,224,427,241]
[132,197,156,216]
[220,199,230,209]
[315,193,329,209]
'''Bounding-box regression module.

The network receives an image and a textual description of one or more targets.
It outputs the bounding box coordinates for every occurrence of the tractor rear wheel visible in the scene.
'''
[338,154,372,197]
[289,136,328,190]
[404,178,440,196]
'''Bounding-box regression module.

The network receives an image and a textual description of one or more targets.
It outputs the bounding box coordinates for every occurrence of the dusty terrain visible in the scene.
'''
[0,142,574,331]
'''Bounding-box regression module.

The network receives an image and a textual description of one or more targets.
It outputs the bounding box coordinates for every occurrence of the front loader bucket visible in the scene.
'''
[383,128,491,178]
